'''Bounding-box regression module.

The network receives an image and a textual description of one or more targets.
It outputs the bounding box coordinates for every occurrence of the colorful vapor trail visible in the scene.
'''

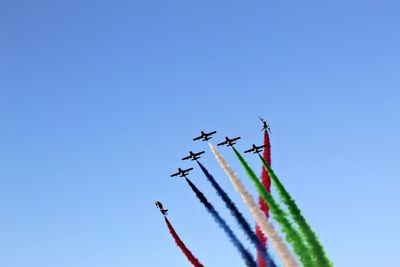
[164,217,204,267]
[259,156,332,267]
[209,143,299,267]
[158,122,332,267]
[197,161,277,267]
[233,147,314,267]
[257,130,272,267]
[185,177,257,267]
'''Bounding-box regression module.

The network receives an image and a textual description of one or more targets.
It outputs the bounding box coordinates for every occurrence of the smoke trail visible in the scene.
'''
[197,161,277,267]
[259,156,332,267]
[232,147,314,267]
[164,217,205,267]
[209,143,299,267]
[257,130,272,267]
[185,177,257,267]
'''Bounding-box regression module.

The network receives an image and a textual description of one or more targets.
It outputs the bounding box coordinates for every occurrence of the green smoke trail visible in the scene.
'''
[232,147,314,267]
[259,155,332,267]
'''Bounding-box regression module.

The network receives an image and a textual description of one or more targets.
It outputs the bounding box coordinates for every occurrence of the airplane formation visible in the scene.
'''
[156,117,271,216]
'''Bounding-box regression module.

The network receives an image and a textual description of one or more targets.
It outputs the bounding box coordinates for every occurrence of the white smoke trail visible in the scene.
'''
[209,143,299,267]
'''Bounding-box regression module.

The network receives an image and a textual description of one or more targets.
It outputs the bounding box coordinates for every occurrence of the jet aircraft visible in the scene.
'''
[170,167,194,178]
[259,117,271,133]
[193,131,217,141]
[155,201,168,216]
[244,144,267,154]
[217,136,241,147]
[182,151,205,161]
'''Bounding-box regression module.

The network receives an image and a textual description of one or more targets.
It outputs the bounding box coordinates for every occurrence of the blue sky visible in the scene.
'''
[1,1,399,266]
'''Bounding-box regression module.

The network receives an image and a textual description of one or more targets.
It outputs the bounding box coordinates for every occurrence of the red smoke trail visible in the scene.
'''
[164,217,204,267]
[256,131,272,267]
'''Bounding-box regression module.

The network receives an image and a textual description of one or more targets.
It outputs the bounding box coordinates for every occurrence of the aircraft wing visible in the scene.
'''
[197,151,205,155]
[170,172,179,177]
[244,148,253,153]
[182,155,191,160]
[193,136,202,141]
[217,141,226,146]
[232,137,241,141]
[184,167,194,172]
[208,131,217,135]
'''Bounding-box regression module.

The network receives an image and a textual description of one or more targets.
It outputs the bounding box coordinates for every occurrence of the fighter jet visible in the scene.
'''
[182,151,205,161]
[170,167,194,178]
[193,131,217,141]
[259,117,271,134]
[155,201,168,216]
[244,144,267,154]
[217,136,241,147]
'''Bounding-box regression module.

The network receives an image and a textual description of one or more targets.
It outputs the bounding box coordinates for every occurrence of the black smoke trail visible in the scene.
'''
[197,161,276,267]
[185,177,257,267]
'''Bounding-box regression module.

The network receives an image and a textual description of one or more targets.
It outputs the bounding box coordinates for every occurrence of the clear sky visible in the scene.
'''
[1,1,399,266]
